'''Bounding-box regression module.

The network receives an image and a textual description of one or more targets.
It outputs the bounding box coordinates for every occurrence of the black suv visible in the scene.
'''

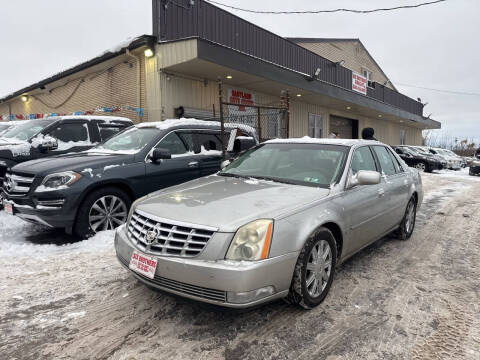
[0,116,133,189]
[3,120,257,237]
[393,145,442,173]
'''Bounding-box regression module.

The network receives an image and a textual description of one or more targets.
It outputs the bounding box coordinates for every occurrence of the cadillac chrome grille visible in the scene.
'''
[127,209,217,257]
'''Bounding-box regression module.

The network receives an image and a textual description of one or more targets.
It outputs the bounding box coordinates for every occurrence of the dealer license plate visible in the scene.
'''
[3,201,13,215]
[129,250,158,279]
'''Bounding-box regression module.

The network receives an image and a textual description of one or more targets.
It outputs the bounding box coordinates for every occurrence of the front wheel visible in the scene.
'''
[286,227,337,309]
[74,187,131,238]
[397,197,417,240]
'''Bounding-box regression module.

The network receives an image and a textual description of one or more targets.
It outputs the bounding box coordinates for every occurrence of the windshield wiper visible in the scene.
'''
[218,172,247,179]
[248,175,298,185]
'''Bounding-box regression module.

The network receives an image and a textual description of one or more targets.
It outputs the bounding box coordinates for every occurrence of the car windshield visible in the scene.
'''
[93,126,160,154]
[1,120,52,141]
[219,143,348,188]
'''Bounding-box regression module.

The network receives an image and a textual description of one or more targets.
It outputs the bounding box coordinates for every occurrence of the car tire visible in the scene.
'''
[415,162,426,172]
[285,227,337,309]
[74,187,131,238]
[397,197,417,240]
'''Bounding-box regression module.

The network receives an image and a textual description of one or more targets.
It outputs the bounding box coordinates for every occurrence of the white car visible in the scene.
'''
[428,148,462,170]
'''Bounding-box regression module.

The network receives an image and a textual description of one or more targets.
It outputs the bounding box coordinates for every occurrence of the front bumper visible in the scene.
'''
[2,186,83,229]
[114,225,298,308]
[470,166,480,176]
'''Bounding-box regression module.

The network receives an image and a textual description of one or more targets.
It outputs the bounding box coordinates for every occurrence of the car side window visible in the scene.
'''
[373,146,397,175]
[178,131,223,153]
[156,132,188,155]
[98,124,128,141]
[351,146,377,175]
[387,148,404,172]
[47,122,89,143]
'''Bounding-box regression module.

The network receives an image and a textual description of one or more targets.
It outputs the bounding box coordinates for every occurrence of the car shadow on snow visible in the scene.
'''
[20,227,83,246]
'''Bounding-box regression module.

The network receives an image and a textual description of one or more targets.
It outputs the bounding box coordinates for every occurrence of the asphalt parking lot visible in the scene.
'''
[1,169,479,360]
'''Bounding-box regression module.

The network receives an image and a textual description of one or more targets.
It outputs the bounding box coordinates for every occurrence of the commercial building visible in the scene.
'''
[0,0,440,145]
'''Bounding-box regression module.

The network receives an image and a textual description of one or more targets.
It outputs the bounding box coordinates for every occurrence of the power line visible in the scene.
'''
[205,0,448,15]
[396,82,480,96]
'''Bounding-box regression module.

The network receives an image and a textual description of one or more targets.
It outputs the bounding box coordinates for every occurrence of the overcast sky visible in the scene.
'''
[1,0,478,143]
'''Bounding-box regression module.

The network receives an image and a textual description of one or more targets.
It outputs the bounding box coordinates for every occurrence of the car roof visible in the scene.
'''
[45,115,133,123]
[136,118,257,136]
[265,137,384,147]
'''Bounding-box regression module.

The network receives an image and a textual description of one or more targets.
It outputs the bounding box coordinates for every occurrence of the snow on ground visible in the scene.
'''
[0,212,115,258]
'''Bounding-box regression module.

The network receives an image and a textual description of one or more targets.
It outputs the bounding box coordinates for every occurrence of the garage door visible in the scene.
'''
[329,116,359,139]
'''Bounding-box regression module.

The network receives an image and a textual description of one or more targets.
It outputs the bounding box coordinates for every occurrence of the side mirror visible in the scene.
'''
[38,136,58,151]
[221,160,230,169]
[150,148,171,163]
[347,170,381,189]
[231,137,256,154]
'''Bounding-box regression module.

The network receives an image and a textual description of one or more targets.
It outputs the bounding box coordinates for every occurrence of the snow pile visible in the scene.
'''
[433,167,480,182]
[0,211,116,259]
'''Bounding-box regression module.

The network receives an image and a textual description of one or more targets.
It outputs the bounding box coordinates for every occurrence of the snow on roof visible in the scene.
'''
[266,136,381,146]
[137,118,257,135]
[45,115,133,123]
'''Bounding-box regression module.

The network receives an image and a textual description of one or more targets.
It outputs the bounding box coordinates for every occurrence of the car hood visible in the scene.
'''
[12,152,135,176]
[135,175,330,232]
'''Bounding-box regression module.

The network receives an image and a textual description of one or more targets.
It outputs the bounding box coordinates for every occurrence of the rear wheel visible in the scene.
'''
[397,197,417,240]
[285,227,337,309]
[415,162,426,172]
[74,187,131,238]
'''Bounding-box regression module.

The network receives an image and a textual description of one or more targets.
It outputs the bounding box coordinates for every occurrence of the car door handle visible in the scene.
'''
[378,188,385,197]
[188,161,199,168]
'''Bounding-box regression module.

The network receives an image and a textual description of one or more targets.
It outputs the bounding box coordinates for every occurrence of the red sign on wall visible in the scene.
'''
[352,72,367,95]
[227,89,255,111]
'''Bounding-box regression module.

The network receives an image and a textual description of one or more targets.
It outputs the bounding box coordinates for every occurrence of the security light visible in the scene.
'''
[144,48,154,58]
[226,75,233,79]
[346,106,351,110]
[336,60,345,66]
[21,95,28,102]
[378,114,382,118]
[296,94,302,97]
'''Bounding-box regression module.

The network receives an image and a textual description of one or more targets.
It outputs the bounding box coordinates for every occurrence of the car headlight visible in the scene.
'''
[36,171,82,192]
[226,219,273,261]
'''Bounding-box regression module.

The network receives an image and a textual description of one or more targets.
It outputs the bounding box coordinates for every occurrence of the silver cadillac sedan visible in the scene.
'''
[114,138,423,309]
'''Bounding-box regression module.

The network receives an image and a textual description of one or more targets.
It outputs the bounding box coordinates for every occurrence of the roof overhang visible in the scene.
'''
[159,38,440,130]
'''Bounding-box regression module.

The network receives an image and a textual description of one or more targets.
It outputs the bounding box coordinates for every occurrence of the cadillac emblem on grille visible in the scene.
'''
[144,223,162,245]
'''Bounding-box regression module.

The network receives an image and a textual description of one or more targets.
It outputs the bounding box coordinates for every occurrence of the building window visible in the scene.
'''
[308,113,322,138]
[362,68,374,88]
[400,129,406,145]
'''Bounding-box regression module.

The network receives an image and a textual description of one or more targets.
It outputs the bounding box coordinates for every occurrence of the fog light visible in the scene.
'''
[227,286,275,304]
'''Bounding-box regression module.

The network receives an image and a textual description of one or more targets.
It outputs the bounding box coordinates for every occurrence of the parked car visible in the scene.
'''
[0,116,133,195]
[470,150,480,176]
[393,145,442,172]
[427,147,462,170]
[115,138,423,309]
[0,120,24,135]
[3,119,257,237]
[407,146,446,169]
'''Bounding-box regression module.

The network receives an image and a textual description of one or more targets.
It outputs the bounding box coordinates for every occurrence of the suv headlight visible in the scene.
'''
[226,219,273,261]
[36,171,82,192]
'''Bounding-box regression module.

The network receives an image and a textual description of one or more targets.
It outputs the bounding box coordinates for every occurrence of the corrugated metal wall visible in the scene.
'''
[0,51,148,123]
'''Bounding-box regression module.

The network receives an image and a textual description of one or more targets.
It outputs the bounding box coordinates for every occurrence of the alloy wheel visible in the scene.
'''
[415,162,426,172]
[305,240,332,298]
[405,200,416,234]
[88,195,128,233]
